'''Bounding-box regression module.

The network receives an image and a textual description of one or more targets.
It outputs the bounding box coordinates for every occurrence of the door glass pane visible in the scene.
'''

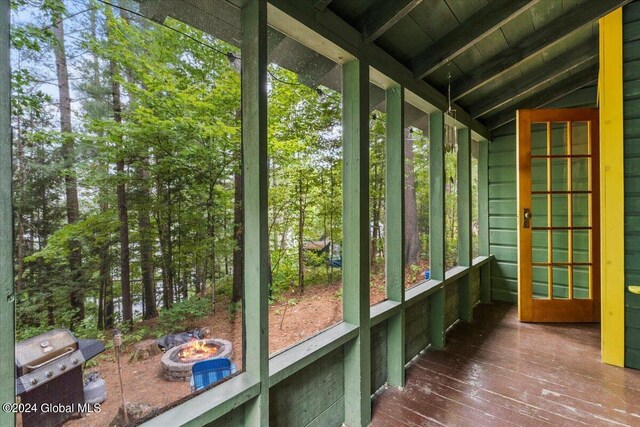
[533,266,549,299]
[552,230,569,263]
[572,121,590,155]
[573,194,590,227]
[531,123,547,155]
[533,230,548,263]
[551,122,568,155]
[531,158,547,192]
[573,266,590,299]
[532,194,548,227]
[572,158,590,192]
[573,230,590,264]
[551,195,568,227]
[553,266,569,299]
[551,158,568,191]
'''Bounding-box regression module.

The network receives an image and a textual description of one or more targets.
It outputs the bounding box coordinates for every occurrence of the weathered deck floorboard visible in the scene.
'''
[371,302,640,427]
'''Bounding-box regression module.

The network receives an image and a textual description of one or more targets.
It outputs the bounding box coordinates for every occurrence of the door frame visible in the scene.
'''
[517,108,601,322]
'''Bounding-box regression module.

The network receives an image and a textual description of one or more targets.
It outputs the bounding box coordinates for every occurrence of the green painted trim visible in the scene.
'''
[384,84,405,388]
[241,1,269,424]
[0,1,14,426]
[478,140,491,303]
[458,127,473,322]
[472,255,492,267]
[445,265,470,282]
[430,112,445,280]
[342,59,371,426]
[384,85,405,305]
[141,373,260,427]
[457,128,472,267]
[429,112,446,348]
[370,300,402,327]
[269,322,358,386]
[405,280,444,306]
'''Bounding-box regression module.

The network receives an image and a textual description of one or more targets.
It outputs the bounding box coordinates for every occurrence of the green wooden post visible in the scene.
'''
[479,139,491,303]
[1,1,15,426]
[342,59,371,426]
[429,112,446,349]
[242,1,269,424]
[385,85,405,388]
[457,127,473,322]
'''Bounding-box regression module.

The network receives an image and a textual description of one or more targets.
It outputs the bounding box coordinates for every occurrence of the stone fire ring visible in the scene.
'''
[161,338,233,382]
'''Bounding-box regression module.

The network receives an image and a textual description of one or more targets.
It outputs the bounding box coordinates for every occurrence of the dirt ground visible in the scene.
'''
[37,264,428,427]
[31,281,380,426]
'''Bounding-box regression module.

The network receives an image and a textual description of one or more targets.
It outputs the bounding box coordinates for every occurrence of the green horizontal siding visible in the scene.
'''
[625,1,640,370]
[489,134,519,302]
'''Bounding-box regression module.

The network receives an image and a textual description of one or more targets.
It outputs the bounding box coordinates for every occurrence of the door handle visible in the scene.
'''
[523,208,532,228]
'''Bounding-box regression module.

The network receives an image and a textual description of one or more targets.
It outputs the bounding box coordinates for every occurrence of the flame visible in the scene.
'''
[179,340,218,362]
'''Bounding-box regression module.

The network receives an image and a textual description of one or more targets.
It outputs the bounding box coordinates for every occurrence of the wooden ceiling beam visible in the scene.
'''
[469,36,598,118]
[314,0,334,11]
[452,0,631,101]
[356,0,424,43]
[411,0,539,80]
[484,64,599,130]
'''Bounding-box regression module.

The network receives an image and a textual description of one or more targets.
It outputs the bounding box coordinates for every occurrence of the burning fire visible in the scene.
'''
[179,340,218,362]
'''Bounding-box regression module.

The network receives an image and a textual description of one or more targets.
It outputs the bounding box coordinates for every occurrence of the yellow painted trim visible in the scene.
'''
[599,8,625,367]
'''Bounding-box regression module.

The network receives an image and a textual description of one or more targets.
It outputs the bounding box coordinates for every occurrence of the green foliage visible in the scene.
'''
[157,297,212,333]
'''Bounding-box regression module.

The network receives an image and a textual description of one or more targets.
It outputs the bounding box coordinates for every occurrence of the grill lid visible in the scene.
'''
[16,329,77,374]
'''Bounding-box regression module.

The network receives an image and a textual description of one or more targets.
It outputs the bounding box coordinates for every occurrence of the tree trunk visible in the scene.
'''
[404,131,420,265]
[232,168,244,303]
[107,38,133,325]
[371,163,380,268]
[298,172,305,294]
[53,12,84,326]
[15,118,25,292]
[155,166,174,309]
[138,164,157,319]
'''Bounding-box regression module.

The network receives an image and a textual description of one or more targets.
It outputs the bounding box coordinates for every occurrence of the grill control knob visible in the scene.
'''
[46,371,53,378]
[30,378,38,385]
[59,364,67,371]
[71,358,79,365]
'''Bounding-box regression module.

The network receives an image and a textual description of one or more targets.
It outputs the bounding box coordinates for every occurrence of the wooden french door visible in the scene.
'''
[517,108,600,322]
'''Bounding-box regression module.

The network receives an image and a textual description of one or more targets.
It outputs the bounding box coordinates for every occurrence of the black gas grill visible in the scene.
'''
[15,329,105,427]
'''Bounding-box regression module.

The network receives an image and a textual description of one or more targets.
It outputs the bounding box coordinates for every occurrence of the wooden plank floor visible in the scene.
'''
[371,302,640,427]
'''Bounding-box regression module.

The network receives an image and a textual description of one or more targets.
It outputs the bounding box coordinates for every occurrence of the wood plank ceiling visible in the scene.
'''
[141,0,633,135]
[330,0,628,133]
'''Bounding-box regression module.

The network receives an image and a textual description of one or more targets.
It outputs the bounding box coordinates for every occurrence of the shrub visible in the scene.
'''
[157,297,212,333]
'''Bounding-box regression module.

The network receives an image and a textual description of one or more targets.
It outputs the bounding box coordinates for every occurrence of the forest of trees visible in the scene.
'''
[11,0,473,341]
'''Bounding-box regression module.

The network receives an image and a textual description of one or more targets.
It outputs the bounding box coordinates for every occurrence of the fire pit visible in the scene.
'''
[161,338,232,381]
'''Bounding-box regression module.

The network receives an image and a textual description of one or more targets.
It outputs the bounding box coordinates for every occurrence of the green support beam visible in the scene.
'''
[411,0,539,80]
[469,38,598,119]
[451,0,631,101]
[0,1,15,426]
[457,127,473,322]
[241,1,269,424]
[384,84,405,388]
[479,140,491,303]
[485,64,599,131]
[356,0,423,43]
[429,112,446,349]
[342,59,371,426]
